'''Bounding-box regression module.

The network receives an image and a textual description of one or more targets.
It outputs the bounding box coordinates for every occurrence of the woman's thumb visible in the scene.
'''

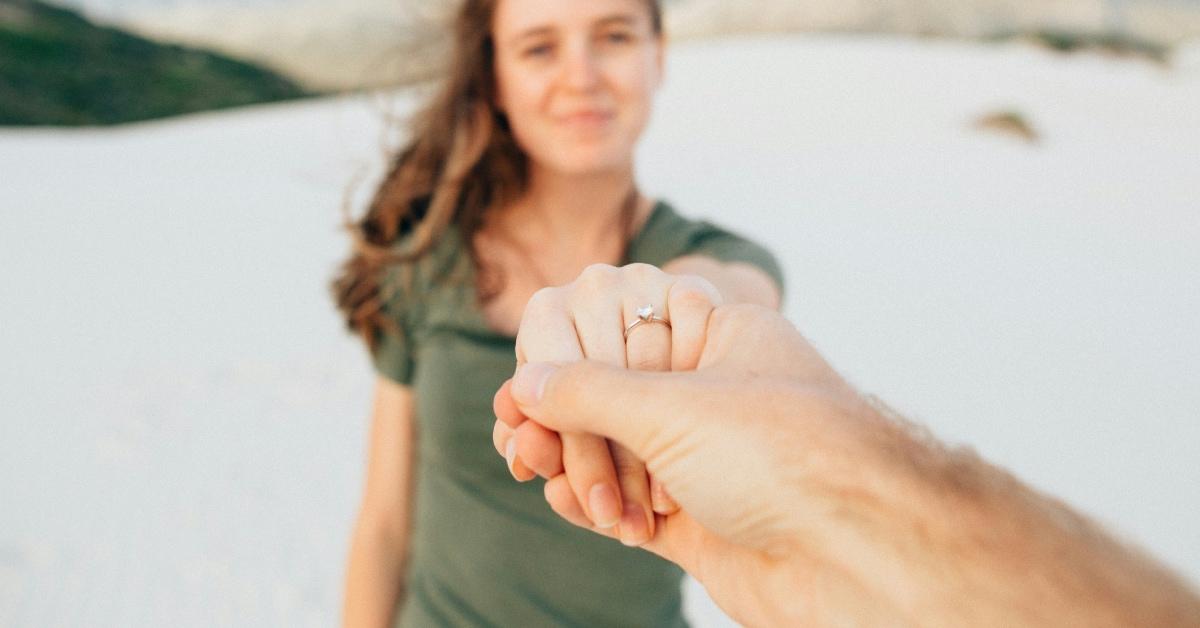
[510,360,694,463]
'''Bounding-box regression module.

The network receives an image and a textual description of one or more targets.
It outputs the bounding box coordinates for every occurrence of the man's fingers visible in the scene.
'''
[510,361,701,465]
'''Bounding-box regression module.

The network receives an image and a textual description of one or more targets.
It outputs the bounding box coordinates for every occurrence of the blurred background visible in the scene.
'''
[2,0,1198,625]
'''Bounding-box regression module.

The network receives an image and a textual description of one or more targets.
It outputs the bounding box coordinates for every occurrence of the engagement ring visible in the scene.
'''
[624,304,671,340]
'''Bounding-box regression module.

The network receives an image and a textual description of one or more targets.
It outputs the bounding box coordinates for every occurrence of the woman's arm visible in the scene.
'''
[663,255,781,310]
[342,377,417,628]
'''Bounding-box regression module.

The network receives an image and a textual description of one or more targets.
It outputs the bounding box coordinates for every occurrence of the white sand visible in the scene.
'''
[1,35,1197,626]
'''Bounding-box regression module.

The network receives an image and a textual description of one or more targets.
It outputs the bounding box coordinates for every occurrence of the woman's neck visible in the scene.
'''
[497,164,640,253]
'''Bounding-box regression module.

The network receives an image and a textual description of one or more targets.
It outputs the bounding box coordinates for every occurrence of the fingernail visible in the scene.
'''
[588,483,621,529]
[619,502,649,547]
[505,437,518,478]
[513,362,556,405]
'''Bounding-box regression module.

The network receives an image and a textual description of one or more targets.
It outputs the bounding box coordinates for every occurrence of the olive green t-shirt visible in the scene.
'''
[371,200,784,627]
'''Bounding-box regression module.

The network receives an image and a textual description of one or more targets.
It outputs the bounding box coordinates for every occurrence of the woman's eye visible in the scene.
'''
[603,32,633,44]
[524,44,553,58]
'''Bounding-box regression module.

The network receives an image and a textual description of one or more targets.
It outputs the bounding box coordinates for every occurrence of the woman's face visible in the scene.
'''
[491,0,663,176]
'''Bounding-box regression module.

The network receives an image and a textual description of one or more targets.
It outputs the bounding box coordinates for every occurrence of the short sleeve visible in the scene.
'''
[681,221,786,297]
[370,268,417,386]
[372,325,414,385]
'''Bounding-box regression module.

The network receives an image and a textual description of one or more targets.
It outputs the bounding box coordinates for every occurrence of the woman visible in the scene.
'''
[333,0,784,625]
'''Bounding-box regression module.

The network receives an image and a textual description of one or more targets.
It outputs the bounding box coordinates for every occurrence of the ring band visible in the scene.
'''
[624,304,670,340]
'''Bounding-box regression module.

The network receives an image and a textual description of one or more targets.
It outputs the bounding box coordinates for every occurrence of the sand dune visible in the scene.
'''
[116,0,1200,89]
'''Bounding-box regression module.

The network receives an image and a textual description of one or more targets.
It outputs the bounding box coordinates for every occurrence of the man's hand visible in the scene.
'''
[496,305,1200,627]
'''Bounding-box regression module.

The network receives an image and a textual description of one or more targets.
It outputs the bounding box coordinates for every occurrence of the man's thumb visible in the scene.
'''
[511,360,692,462]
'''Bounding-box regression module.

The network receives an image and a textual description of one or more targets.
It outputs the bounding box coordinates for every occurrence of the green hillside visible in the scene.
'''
[0,0,313,126]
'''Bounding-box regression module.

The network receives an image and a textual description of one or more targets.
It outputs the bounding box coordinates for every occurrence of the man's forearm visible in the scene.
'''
[815,397,1200,627]
[499,303,1200,628]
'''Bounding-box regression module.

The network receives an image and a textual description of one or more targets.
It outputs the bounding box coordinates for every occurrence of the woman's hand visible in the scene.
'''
[490,262,722,546]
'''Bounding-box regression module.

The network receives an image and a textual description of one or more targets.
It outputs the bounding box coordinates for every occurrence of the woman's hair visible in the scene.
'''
[332,0,663,351]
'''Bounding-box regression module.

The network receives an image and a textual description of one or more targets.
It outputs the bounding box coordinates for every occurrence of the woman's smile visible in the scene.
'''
[556,109,616,132]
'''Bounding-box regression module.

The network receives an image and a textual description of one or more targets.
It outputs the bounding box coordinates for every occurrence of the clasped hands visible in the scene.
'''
[489,264,1200,627]
[490,262,875,625]
[491,262,725,546]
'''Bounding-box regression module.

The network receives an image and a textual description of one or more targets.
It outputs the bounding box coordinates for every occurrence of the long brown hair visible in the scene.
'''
[332,0,664,351]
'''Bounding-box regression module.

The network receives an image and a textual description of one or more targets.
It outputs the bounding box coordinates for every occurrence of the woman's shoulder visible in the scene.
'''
[380,214,471,322]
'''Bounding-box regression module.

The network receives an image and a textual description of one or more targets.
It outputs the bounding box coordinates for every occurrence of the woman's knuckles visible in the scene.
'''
[669,279,720,309]
[620,262,662,283]
[522,286,566,320]
[574,263,620,292]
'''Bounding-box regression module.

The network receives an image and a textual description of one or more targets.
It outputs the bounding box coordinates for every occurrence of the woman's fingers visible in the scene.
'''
[543,474,591,528]
[621,265,673,372]
[544,475,620,542]
[561,434,623,528]
[514,420,563,479]
[570,265,627,369]
[494,420,537,481]
[517,286,623,528]
[494,382,542,481]
[492,420,512,458]
[569,265,672,545]
[510,265,711,534]
[613,278,676,543]
[615,273,715,519]
[495,378,565,478]
[493,379,526,429]
[666,275,723,372]
[570,267,659,540]
[611,442,654,545]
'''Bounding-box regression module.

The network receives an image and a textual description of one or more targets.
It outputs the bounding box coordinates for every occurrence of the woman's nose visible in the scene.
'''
[560,44,602,92]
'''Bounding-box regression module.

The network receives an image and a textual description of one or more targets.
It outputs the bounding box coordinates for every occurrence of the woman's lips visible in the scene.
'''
[558,111,614,129]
